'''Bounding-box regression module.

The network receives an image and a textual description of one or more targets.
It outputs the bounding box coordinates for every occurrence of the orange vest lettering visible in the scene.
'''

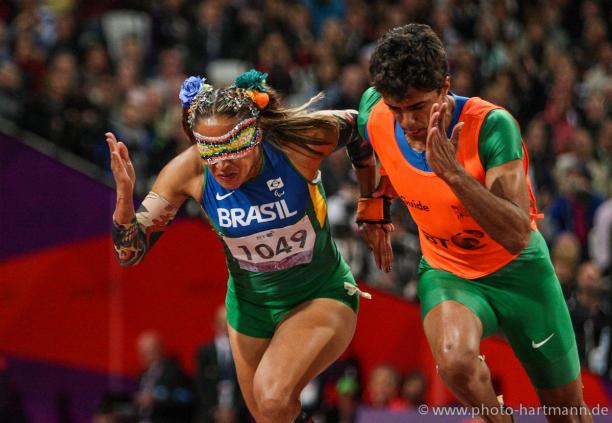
[367,97,539,279]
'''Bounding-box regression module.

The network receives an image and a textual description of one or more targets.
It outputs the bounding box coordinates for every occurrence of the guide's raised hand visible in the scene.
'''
[425,102,464,182]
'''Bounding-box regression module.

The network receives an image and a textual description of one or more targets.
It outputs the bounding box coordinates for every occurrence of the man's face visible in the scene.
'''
[383,80,449,144]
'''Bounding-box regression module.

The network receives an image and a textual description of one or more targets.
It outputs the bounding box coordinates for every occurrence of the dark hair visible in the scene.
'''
[182,87,337,157]
[369,23,449,99]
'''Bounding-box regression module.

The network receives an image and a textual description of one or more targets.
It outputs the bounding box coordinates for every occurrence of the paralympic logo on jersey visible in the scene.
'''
[218,199,298,228]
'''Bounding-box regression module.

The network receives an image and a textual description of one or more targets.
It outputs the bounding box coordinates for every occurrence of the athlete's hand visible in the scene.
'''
[358,175,396,272]
[106,132,136,224]
[359,222,394,273]
[426,102,464,182]
[107,132,135,193]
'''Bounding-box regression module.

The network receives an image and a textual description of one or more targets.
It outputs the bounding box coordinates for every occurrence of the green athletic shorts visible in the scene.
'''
[226,259,360,338]
[418,230,580,389]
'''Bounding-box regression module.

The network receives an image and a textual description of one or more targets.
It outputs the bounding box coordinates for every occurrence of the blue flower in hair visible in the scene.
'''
[179,76,207,108]
[234,69,268,92]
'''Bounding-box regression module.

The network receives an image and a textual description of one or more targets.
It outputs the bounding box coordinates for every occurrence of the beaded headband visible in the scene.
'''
[193,117,262,164]
[178,70,270,163]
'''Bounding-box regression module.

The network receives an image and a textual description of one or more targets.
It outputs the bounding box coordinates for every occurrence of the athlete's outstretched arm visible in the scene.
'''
[107,132,200,266]
[327,109,396,272]
[331,110,395,272]
[284,110,394,271]
[425,103,531,255]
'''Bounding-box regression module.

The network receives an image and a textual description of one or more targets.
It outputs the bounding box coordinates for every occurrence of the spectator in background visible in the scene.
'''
[542,53,578,156]
[549,164,604,257]
[590,198,612,276]
[310,49,341,109]
[0,61,23,122]
[49,12,79,55]
[102,9,151,69]
[144,85,190,177]
[580,93,607,140]
[187,0,240,73]
[367,364,406,410]
[194,306,247,423]
[514,16,548,124]
[82,41,113,86]
[13,31,47,93]
[431,4,460,48]
[343,3,370,64]
[151,0,190,50]
[472,13,510,81]
[595,119,612,197]
[568,262,612,377]
[302,0,345,37]
[286,4,315,67]
[256,32,294,96]
[20,50,80,152]
[557,128,607,198]
[321,375,359,423]
[401,370,427,408]
[524,117,556,209]
[104,93,154,193]
[149,47,186,105]
[551,232,582,300]
[329,64,368,110]
[135,331,194,423]
[319,19,349,66]
[450,66,475,97]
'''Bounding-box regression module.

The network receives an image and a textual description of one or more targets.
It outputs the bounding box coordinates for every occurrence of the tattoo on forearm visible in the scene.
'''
[112,192,178,265]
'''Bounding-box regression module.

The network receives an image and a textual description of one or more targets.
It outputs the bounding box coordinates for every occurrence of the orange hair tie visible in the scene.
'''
[246,90,269,109]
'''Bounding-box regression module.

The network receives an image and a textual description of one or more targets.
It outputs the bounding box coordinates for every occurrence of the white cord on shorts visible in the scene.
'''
[344,282,372,300]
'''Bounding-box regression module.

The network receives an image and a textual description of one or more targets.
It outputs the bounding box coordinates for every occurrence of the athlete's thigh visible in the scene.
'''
[487,237,579,389]
[423,300,484,361]
[418,263,499,339]
[228,325,271,416]
[498,281,580,390]
[255,298,357,397]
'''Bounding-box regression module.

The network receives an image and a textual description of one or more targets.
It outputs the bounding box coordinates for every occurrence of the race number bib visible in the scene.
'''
[224,215,316,272]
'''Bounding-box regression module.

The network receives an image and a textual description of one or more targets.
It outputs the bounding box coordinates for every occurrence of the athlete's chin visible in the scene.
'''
[214,174,243,190]
[409,133,427,143]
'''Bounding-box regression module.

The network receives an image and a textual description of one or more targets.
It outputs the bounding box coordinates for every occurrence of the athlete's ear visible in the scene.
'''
[442,76,451,96]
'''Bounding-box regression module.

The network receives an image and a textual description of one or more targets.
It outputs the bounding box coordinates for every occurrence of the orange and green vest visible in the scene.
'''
[367,96,539,279]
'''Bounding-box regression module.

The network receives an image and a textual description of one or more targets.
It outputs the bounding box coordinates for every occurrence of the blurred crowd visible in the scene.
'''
[92,307,428,423]
[0,0,610,387]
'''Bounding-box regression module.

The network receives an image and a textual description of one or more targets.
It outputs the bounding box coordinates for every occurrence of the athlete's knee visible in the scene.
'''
[436,343,483,387]
[253,379,299,422]
[256,396,295,422]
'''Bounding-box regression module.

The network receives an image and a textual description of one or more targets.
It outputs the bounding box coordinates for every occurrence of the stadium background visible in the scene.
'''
[0,0,610,421]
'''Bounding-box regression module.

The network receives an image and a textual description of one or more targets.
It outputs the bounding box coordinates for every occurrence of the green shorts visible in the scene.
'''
[418,230,580,389]
[226,259,359,338]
